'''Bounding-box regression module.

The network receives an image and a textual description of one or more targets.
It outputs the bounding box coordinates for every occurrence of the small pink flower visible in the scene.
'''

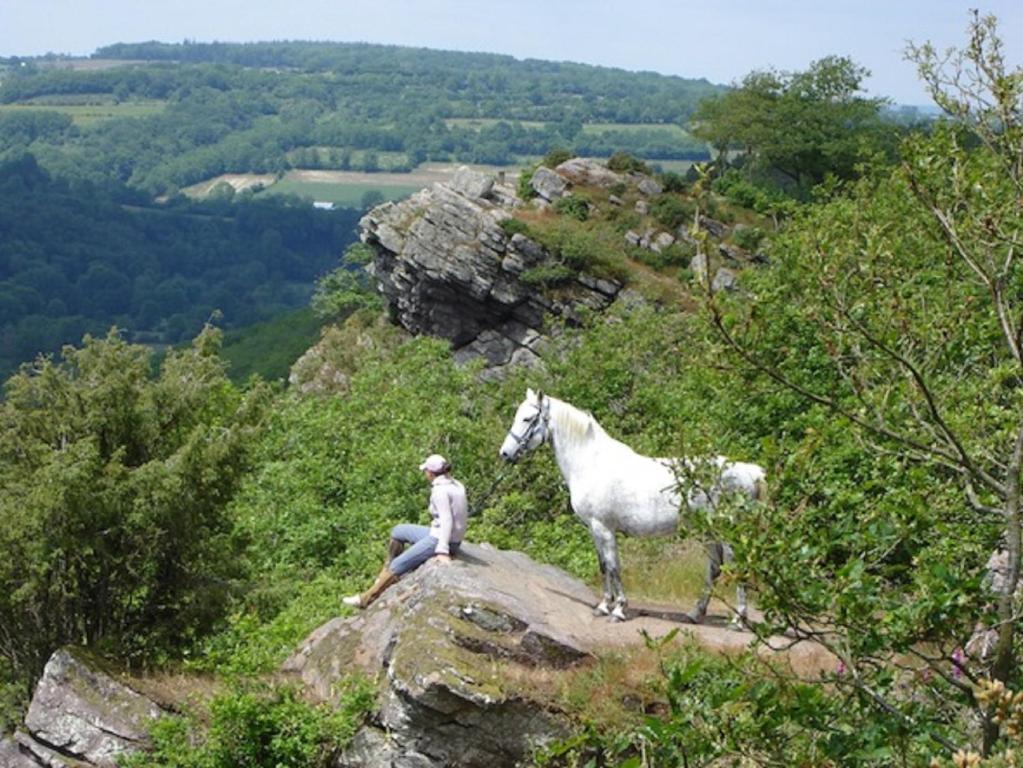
[836,661,846,676]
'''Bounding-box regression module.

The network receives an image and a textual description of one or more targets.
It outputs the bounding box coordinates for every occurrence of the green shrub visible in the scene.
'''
[660,171,687,193]
[0,327,271,683]
[634,243,692,270]
[499,217,532,237]
[607,151,650,174]
[520,264,576,287]
[122,680,374,768]
[650,195,695,231]
[731,225,766,252]
[542,148,573,168]
[609,181,628,197]
[553,195,590,221]
[517,165,537,200]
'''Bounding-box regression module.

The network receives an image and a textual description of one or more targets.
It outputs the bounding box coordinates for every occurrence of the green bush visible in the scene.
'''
[520,264,576,287]
[650,195,695,231]
[660,171,687,193]
[542,148,573,168]
[731,224,766,252]
[607,151,650,174]
[499,217,532,237]
[0,327,271,683]
[517,165,537,200]
[553,195,590,221]
[122,680,374,768]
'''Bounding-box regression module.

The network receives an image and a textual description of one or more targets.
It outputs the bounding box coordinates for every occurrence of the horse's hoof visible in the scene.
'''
[592,602,611,617]
[728,615,748,632]
[683,612,705,625]
[611,608,627,622]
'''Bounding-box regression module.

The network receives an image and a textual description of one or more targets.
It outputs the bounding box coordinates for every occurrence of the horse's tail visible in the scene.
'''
[754,474,769,506]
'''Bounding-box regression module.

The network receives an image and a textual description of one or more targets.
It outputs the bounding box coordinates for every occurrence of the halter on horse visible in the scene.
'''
[499,388,767,623]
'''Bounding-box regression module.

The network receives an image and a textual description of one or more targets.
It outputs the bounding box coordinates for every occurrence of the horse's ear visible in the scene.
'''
[536,389,545,403]
[526,387,535,401]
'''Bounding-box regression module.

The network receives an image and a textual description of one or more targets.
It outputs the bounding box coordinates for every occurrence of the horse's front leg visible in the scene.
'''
[589,523,613,617]
[589,520,627,621]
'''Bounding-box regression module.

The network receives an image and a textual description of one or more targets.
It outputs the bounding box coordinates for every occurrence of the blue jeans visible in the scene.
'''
[389,523,461,576]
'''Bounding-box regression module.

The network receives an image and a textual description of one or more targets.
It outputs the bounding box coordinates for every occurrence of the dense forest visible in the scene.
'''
[3,15,1022,768]
[0,152,359,379]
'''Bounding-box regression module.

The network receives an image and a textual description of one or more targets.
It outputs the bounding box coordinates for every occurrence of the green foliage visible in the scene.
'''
[542,148,573,168]
[649,194,695,230]
[552,194,590,221]
[1,43,718,197]
[519,264,576,287]
[498,217,532,238]
[311,268,381,321]
[659,170,687,193]
[122,679,374,768]
[692,55,898,194]
[606,151,650,174]
[730,224,766,251]
[0,326,271,683]
[219,307,323,384]
[0,154,360,378]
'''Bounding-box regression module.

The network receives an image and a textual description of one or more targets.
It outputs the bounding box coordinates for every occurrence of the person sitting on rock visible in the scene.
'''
[343,453,468,609]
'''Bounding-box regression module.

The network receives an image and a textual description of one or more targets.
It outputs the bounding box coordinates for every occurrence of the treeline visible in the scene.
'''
[0,153,359,379]
[0,42,718,195]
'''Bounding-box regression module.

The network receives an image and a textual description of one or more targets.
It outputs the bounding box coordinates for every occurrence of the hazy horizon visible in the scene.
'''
[1,1,1021,106]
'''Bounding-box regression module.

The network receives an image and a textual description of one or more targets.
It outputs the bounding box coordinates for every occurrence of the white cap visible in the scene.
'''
[418,454,448,473]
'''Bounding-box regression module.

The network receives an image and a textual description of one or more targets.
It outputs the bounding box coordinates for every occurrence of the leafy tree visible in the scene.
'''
[696,14,1022,758]
[692,55,895,192]
[0,327,270,688]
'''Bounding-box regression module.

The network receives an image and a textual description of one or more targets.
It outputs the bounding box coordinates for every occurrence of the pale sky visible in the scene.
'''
[0,0,1020,105]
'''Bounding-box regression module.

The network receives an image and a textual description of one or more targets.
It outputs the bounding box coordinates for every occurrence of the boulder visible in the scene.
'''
[450,166,495,200]
[552,158,623,188]
[651,232,676,253]
[284,543,598,767]
[698,215,729,239]
[634,200,650,215]
[636,177,663,197]
[15,648,164,767]
[529,167,568,201]
[712,268,738,293]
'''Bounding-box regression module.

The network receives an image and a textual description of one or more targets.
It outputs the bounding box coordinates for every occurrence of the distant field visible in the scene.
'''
[181,173,277,198]
[650,159,698,173]
[0,99,166,125]
[581,122,692,138]
[445,117,545,130]
[247,164,523,207]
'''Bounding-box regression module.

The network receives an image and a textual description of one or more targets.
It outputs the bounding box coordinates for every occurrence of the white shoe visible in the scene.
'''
[342,594,363,608]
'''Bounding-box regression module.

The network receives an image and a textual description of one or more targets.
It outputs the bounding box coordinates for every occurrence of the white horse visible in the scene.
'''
[499,389,767,623]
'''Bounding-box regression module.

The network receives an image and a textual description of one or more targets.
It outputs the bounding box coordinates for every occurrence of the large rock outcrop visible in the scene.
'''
[284,541,730,768]
[359,166,622,375]
[0,648,164,767]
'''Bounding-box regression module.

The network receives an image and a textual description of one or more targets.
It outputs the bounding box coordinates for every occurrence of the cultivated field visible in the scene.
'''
[0,99,166,125]
[182,164,525,207]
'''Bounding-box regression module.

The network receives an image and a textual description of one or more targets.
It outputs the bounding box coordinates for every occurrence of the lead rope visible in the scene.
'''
[468,467,512,518]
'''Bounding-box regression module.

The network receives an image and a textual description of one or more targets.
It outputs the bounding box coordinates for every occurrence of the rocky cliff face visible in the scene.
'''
[358,165,622,375]
[0,648,165,767]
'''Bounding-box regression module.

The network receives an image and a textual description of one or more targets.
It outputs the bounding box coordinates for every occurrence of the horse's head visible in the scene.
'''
[499,388,550,463]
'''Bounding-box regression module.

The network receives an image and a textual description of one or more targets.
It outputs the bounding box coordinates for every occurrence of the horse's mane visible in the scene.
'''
[547,397,613,451]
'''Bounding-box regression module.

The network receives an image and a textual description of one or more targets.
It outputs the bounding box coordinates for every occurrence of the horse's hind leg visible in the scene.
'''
[688,541,724,624]
[724,543,748,628]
